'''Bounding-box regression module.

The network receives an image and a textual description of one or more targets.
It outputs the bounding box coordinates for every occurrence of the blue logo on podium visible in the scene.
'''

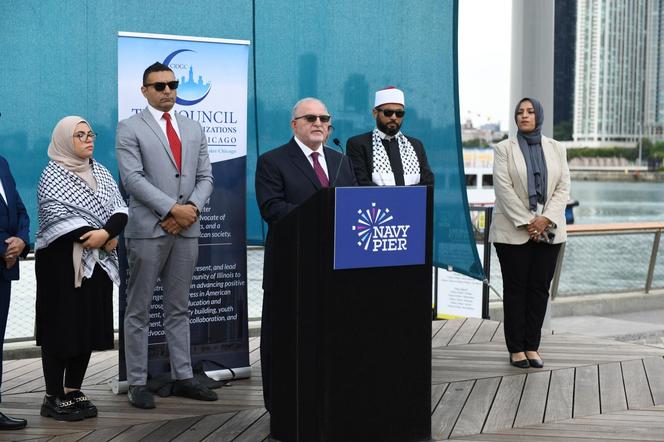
[334,187,427,269]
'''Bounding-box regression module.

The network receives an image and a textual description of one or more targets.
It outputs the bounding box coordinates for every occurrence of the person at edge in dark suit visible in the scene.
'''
[0,154,29,430]
[255,97,357,412]
[346,86,434,187]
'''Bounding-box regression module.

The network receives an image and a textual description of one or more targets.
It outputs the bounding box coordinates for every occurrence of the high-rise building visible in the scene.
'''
[554,0,577,140]
[573,0,649,144]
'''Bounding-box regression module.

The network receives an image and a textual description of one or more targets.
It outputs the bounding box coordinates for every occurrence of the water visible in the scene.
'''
[489,179,664,298]
[572,180,664,224]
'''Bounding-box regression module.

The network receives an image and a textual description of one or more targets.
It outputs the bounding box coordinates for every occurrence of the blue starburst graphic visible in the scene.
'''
[352,202,393,250]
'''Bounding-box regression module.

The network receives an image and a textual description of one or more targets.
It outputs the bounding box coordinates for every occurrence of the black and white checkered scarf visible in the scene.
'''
[36,160,128,286]
[371,128,421,186]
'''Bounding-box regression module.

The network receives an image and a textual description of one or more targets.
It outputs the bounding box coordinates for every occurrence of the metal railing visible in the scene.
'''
[550,222,664,299]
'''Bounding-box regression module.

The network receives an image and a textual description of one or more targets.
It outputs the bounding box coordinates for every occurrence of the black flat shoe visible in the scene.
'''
[509,356,530,369]
[65,390,97,418]
[40,395,85,421]
[527,358,544,368]
[0,412,26,430]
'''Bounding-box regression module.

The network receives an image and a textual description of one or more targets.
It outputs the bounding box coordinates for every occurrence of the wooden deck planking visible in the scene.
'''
[432,318,466,348]
[513,370,550,427]
[643,356,664,405]
[469,320,500,344]
[544,367,575,422]
[448,318,485,346]
[482,373,525,433]
[622,359,655,409]
[573,364,600,417]
[599,361,629,414]
[201,408,267,442]
[0,319,662,440]
[171,412,237,442]
[449,377,500,438]
[431,379,475,440]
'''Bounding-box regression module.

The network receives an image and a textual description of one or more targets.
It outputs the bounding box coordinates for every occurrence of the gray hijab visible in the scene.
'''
[515,97,547,211]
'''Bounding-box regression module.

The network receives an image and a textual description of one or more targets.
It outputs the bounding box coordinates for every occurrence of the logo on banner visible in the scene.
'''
[163,49,212,106]
[353,202,410,252]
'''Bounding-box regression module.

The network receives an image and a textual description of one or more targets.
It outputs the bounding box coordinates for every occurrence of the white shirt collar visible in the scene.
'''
[147,104,176,123]
[294,136,323,158]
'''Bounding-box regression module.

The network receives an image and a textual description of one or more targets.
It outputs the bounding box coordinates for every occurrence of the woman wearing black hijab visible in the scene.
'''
[488,98,570,369]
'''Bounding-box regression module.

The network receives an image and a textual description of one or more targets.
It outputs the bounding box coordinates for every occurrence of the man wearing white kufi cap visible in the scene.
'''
[347,86,434,186]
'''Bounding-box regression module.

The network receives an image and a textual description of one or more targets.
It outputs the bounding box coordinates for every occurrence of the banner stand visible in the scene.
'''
[114,32,251,392]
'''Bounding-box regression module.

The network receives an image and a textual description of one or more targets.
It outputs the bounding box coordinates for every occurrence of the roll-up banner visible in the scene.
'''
[114,32,250,392]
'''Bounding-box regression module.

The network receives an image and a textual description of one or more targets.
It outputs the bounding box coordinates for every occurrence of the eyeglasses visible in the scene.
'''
[377,108,406,118]
[144,81,179,91]
[73,131,97,142]
[294,114,331,123]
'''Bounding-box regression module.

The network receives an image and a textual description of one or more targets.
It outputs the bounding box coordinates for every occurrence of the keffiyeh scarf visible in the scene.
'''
[371,129,421,186]
[36,160,128,286]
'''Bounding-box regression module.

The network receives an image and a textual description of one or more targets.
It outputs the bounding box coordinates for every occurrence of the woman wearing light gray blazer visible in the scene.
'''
[488,97,570,369]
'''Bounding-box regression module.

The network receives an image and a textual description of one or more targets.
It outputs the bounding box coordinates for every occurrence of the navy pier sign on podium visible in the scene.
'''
[334,186,427,270]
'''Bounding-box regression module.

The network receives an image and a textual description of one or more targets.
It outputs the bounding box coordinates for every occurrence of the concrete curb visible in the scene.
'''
[489,290,664,322]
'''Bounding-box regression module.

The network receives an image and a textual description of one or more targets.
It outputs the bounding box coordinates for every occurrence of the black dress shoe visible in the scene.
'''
[172,378,218,401]
[65,390,98,418]
[40,395,85,421]
[128,385,155,409]
[509,356,530,369]
[0,412,26,430]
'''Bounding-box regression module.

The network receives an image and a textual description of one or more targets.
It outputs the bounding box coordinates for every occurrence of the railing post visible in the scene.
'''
[645,230,661,293]
[550,242,566,300]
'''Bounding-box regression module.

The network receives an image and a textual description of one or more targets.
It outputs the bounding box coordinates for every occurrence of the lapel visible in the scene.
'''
[541,136,557,197]
[287,138,321,190]
[509,138,529,196]
[175,112,189,169]
[324,146,341,186]
[140,108,178,170]
[0,163,13,226]
[0,165,7,208]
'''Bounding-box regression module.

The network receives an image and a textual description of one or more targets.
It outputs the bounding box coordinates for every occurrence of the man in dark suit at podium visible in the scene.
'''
[347,87,434,187]
[255,97,356,412]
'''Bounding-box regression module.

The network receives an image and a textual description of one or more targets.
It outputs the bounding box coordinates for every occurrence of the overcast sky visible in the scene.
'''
[458,0,512,130]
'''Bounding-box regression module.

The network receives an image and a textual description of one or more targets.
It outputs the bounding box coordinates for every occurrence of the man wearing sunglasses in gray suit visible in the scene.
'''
[347,87,434,187]
[116,62,215,409]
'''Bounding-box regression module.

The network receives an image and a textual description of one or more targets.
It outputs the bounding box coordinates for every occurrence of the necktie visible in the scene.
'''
[162,113,182,171]
[311,151,329,187]
[383,138,405,186]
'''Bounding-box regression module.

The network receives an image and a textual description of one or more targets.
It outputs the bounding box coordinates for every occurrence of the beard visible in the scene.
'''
[376,118,401,136]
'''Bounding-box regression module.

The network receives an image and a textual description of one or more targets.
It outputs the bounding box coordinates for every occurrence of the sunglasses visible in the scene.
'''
[377,108,406,118]
[144,81,179,91]
[294,114,331,123]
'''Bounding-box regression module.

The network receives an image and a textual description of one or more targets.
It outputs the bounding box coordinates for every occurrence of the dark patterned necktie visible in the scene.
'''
[311,151,329,187]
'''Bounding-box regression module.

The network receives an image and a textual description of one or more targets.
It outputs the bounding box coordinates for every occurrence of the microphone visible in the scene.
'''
[333,138,344,154]
[326,139,348,187]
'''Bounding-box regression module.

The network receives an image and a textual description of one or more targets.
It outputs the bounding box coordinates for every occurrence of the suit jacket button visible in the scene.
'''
[179,195,184,199]
[175,173,180,178]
